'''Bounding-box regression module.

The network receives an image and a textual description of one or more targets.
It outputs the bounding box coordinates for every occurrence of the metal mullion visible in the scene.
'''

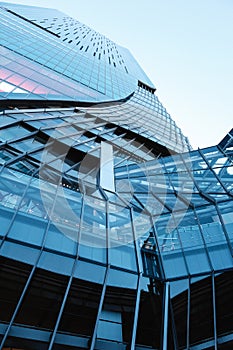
[40,151,69,168]
[106,200,110,265]
[198,148,232,197]
[192,206,214,272]
[75,118,100,128]
[187,278,191,349]
[2,153,26,167]
[130,207,143,274]
[47,259,78,350]
[0,142,13,152]
[114,165,137,210]
[131,194,150,215]
[39,123,82,133]
[128,273,142,350]
[79,156,101,183]
[89,265,110,350]
[142,153,161,178]
[0,120,20,130]
[161,159,192,278]
[58,132,96,143]
[72,135,96,147]
[99,127,117,136]
[26,143,54,157]
[179,153,204,197]
[113,150,132,167]
[175,191,194,209]
[75,193,85,257]
[63,156,84,174]
[217,142,232,160]
[162,282,170,350]
[149,214,166,281]
[169,297,179,349]
[23,116,65,123]
[0,172,62,349]
[151,192,172,213]
[7,129,38,141]
[6,131,38,145]
[109,133,128,144]
[0,252,40,350]
[0,169,37,249]
[170,213,190,278]
[199,189,216,204]
[39,152,68,174]
[164,157,193,210]
[5,157,39,176]
[215,202,233,256]
[212,273,218,350]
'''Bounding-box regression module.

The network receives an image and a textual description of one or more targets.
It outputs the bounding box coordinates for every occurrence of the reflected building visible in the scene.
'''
[0,2,233,350]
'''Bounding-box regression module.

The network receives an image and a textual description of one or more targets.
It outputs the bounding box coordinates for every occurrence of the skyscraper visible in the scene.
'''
[0,2,232,350]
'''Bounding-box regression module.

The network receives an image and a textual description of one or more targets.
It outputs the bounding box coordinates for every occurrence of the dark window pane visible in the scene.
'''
[59,279,102,336]
[15,268,68,330]
[0,257,31,322]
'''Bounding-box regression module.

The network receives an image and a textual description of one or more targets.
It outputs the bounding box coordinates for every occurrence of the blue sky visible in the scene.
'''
[2,0,232,149]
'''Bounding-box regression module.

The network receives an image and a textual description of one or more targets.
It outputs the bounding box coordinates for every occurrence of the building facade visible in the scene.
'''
[0,2,233,350]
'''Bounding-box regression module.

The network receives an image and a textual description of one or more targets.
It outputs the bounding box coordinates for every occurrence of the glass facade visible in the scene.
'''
[0,3,233,350]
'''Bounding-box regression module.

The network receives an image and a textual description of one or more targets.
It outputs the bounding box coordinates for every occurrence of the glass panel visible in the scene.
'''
[18,177,52,219]
[199,206,233,271]
[58,279,102,336]
[98,286,136,344]
[190,276,214,345]
[136,285,162,348]
[15,269,68,330]
[0,125,30,142]
[133,211,152,243]
[8,213,47,246]
[47,186,83,252]
[108,203,137,270]
[218,201,233,241]
[79,194,106,263]
[155,214,188,279]
[0,168,31,237]
[176,210,211,275]
[215,270,233,337]
[0,149,17,164]
[170,279,189,348]
[0,257,31,322]
[218,164,233,193]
